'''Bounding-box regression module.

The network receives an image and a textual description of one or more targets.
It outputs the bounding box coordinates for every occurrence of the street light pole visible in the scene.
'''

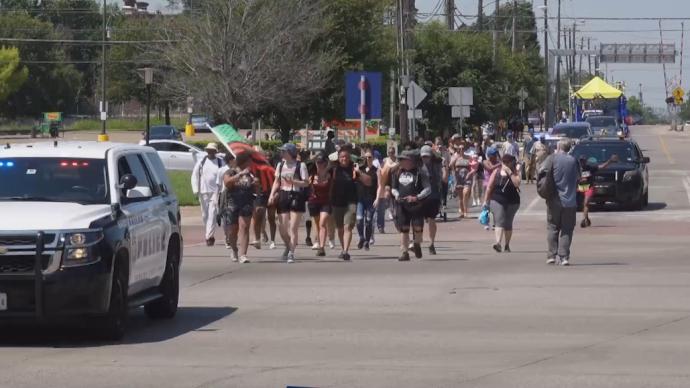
[99,0,108,142]
[543,0,551,130]
[144,68,153,145]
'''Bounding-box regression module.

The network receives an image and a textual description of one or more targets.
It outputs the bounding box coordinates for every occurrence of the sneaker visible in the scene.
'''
[287,252,295,264]
[378,227,385,234]
[560,259,570,266]
[250,240,261,249]
[316,248,326,257]
[305,237,313,247]
[364,242,370,251]
[229,250,238,262]
[408,242,414,250]
[239,255,250,264]
[357,240,365,250]
[342,252,351,261]
[281,248,289,261]
[398,252,411,261]
[484,225,491,231]
[328,240,336,250]
[412,243,423,259]
[225,242,232,250]
[311,243,320,250]
[429,244,437,255]
[269,241,276,250]
[504,245,511,253]
[337,252,345,260]
[492,244,502,253]
[546,258,556,265]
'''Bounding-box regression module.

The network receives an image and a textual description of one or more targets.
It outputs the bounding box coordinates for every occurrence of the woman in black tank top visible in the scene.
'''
[483,154,521,253]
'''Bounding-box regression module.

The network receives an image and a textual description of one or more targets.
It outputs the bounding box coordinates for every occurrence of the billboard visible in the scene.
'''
[599,44,676,64]
[345,71,383,121]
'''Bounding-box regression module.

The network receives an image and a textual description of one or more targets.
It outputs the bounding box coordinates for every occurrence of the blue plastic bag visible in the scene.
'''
[479,206,490,226]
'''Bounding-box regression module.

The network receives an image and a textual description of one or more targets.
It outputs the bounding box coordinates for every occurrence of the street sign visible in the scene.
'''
[407,109,423,119]
[517,87,528,101]
[451,106,470,118]
[345,71,383,121]
[448,87,473,106]
[406,81,427,108]
[673,86,684,99]
[599,43,676,64]
[518,100,525,111]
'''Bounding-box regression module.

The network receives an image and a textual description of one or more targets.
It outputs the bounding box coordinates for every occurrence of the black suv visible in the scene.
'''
[571,139,650,210]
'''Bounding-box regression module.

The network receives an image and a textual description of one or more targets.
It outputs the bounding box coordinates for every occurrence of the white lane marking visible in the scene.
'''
[683,177,690,207]
[525,195,541,213]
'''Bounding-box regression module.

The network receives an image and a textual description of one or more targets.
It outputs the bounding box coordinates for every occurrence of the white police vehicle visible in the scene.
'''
[0,141,182,340]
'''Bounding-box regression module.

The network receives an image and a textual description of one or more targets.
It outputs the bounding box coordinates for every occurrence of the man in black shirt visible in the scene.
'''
[356,151,379,251]
[391,150,431,261]
[324,130,336,156]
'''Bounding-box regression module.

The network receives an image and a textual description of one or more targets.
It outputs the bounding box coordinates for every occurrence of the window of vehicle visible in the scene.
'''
[572,143,640,164]
[0,158,109,205]
[586,116,617,128]
[143,152,172,195]
[149,142,173,152]
[118,154,156,200]
[168,143,194,153]
[552,125,591,139]
[149,126,177,140]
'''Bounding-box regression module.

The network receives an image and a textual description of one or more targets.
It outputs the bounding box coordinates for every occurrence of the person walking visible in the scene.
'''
[391,151,431,261]
[450,149,474,219]
[483,154,521,252]
[420,145,444,255]
[543,139,581,266]
[191,143,225,246]
[531,135,550,174]
[216,153,235,250]
[222,152,258,263]
[356,151,378,251]
[268,143,309,263]
[307,151,332,257]
[250,157,276,250]
[578,154,618,228]
[330,147,372,260]
[482,147,501,230]
[523,132,536,183]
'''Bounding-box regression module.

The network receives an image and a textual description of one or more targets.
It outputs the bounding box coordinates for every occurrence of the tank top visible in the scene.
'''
[490,172,520,205]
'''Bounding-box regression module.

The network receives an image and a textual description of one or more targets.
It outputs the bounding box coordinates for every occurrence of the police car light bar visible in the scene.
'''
[0,161,14,167]
[60,161,89,167]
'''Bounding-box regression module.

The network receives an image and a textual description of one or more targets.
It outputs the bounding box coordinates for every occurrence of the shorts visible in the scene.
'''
[332,204,357,229]
[222,204,254,226]
[277,190,306,214]
[308,202,332,218]
[395,203,424,233]
[255,192,269,208]
[424,198,441,219]
[489,200,520,230]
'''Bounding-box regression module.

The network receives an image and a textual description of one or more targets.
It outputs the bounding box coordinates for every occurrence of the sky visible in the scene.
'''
[417,0,690,108]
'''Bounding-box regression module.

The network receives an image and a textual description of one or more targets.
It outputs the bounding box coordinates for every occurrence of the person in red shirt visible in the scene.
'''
[250,159,276,250]
[308,151,333,257]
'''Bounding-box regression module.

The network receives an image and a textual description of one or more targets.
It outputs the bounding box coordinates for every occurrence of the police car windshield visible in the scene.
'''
[572,144,638,164]
[552,126,590,139]
[0,158,109,205]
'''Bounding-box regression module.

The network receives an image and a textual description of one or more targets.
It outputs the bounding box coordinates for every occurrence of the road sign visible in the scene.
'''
[599,43,676,64]
[345,71,382,121]
[406,81,427,108]
[451,106,470,118]
[407,109,423,119]
[517,87,528,101]
[673,86,684,99]
[448,87,473,106]
[518,100,525,111]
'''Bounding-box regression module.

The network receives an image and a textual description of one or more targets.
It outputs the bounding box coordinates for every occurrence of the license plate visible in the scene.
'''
[0,293,6,311]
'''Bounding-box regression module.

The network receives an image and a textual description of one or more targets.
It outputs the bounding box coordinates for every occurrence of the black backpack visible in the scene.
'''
[537,155,557,200]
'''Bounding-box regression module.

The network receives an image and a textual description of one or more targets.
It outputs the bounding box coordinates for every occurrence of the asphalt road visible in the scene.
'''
[2,125,690,388]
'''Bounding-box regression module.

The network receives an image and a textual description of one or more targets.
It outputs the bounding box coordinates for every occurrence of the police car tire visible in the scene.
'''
[144,244,180,320]
[100,264,128,341]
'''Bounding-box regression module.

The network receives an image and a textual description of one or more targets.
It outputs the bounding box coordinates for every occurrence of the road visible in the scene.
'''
[2,125,690,387]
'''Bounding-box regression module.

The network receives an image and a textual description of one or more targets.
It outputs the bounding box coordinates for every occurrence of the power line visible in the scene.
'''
[0,37,172,44]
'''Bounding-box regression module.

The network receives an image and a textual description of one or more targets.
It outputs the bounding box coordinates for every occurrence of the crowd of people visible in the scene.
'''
[190,128,585,266]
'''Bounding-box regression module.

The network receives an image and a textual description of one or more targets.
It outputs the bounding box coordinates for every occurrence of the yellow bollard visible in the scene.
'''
[97,134,110,142]
[185,123,195,137]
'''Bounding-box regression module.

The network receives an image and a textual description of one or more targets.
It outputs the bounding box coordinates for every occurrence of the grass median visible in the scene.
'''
[168,170,199,206]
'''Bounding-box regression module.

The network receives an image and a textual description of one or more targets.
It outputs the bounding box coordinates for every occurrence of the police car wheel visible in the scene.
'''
[100,265,128,341]
[144,244,180,319]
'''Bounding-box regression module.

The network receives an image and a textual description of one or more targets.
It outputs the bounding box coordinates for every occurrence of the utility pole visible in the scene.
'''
[587,37,592,75]
[398,0,413,144]
[639,83,644,105]
[543,0,551,130]
[578,37,584,84]
[571,22,576,84]
[511,0,517,52]
[445,0,455,30]
[492,0,499,64]
[99,0,108,142]
[555,0,561,119]
[477,0,484,30]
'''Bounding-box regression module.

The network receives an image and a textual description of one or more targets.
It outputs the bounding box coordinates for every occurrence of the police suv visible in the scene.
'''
[0,141,182,340]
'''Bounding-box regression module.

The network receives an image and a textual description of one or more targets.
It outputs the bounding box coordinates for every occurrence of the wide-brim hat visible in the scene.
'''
[205,142,219,151]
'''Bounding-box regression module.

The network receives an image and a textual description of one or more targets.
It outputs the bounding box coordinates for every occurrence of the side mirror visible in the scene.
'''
[126,186,153,199]
[640,156,650,164]
[119,174,138,190]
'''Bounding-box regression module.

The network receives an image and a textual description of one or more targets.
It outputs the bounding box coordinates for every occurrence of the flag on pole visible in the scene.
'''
[209,122,268,165]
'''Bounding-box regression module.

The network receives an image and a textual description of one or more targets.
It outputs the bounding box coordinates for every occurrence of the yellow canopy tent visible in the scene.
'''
[573,76,623,99]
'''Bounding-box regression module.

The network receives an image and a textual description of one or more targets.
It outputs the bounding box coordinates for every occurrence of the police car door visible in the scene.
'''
[117,154,168,295]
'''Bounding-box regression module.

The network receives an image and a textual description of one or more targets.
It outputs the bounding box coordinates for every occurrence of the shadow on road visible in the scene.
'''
[0,306,236,347]
[592,202,667,212]
[570,262,628,266]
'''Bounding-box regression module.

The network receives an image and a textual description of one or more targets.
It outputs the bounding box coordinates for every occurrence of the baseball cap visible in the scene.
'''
[278,143,298,157]
[487,147,499,157]
[397,150,416,160]
[420,145,433,157]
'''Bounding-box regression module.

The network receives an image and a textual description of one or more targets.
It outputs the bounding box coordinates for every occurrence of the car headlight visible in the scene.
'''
[623,170,640,182]
[61,230,104,267]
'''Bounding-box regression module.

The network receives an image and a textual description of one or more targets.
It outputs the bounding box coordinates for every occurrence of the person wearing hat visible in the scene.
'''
[191,142,225,246]
[268,143,310,263]
[391,150,431,261]
[420,145,445,255]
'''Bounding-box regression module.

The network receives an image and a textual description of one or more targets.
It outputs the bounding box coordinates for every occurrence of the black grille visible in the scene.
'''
[0,255,51,274]
[0,234,56,247]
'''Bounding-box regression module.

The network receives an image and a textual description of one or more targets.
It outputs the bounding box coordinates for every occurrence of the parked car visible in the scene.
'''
[571,138,650,210]
[586,115,618,137]
[551,122,592,143]
[146,140,205,171]
[191,115,211,133]
[140,125,183,142]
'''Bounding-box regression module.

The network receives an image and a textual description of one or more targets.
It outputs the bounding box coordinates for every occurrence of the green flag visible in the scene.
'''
[210,123,246,145]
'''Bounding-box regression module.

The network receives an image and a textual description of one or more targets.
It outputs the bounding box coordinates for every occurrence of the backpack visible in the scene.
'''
[392,166,427,215]
[537,155,557,200]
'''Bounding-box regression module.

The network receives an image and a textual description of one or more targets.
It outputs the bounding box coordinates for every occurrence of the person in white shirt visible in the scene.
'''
[191,142,225,246]
[502,132,520,159]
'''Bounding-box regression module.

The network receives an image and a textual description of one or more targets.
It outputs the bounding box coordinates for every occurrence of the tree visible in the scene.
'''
[156,0,337,130]
[0,47,28,102]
